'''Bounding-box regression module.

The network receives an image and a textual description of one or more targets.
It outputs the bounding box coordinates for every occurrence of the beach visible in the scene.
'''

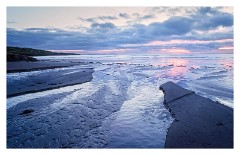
[7,54,233,148]
[5,6,235,151]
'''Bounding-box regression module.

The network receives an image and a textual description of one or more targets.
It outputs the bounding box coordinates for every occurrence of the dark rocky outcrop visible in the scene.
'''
[7,53,38,62]
[7,46,78,62]
[18,109,34,115]
[160,81,233,148]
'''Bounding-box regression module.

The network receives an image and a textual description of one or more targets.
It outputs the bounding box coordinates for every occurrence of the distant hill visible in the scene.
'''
[7,46,78,56]
[7,46,78,62]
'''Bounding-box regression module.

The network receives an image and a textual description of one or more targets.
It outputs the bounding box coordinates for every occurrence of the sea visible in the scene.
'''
[36,53,233,107]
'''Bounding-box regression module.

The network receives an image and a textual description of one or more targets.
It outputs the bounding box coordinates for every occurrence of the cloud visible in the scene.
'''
[218,46,233,50]
[192,7,233,30]
[78,15,117,23]
[197,7,218,15]
[7,7,233,54]
[7,21,17,24]
[128,14,156,24]
[24,28,63,32]
[132,13,140,17]
[132,39,233,47]
[89,22,116,33]
[119,13,130,19]
[161,48,191,54]
[149,16,192,36]
[98,16,117,20]
[148,7,197,16]
[149,7,233,30]
[91,22,115,29]
[140,14,155,20]
[78,17,95,23]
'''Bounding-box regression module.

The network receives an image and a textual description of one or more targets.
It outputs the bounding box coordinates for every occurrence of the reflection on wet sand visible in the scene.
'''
[155,58,189,77]
[218,59,233,70]
[165,58,189,77]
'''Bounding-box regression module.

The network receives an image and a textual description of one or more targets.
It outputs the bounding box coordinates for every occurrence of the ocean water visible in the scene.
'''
[37,53,233,107]
[7,53,233,148]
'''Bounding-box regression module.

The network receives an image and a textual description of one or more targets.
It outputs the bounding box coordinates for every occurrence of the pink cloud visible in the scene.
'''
[218,46,233,50]
[143,39,233,46]
[148,48,191,54]
[122,39,233,47]
[161,48,190,54]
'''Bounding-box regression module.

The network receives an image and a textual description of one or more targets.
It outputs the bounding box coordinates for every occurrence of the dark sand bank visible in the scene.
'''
[7,60,81,73]
[7,61,94,98]
[160,81,233,148]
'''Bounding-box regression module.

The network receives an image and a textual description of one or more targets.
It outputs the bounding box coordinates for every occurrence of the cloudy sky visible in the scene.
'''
[7,7,233,54]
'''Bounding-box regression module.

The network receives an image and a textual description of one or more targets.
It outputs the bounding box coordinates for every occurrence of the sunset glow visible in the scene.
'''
[143,39,233,47]
[218,46,234,50]
[160,48,191,54]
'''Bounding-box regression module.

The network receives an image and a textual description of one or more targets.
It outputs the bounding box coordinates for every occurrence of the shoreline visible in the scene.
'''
[7,60,81,73]
[7,65,73,73]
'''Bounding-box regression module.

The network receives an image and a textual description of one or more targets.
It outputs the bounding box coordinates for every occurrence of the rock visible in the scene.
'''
[160,81,233,148]
[216,122,224,126]
[160,81,194,103]
[19,109,34,115]
[7,53,38,62]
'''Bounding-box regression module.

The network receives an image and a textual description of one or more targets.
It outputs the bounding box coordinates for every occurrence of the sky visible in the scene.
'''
[7,7,233,54]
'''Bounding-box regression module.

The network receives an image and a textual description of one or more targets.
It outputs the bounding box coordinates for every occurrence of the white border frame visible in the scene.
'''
[1,1,239,155]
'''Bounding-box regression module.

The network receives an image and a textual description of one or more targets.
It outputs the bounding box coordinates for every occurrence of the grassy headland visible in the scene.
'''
[7,46,78,61]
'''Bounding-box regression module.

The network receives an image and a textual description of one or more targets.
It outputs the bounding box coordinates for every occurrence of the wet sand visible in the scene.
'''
[160,81,233,148]
[7,60,84,73]
[7,60,94,97]
[7,62,132,148]
[6,59,233,148]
